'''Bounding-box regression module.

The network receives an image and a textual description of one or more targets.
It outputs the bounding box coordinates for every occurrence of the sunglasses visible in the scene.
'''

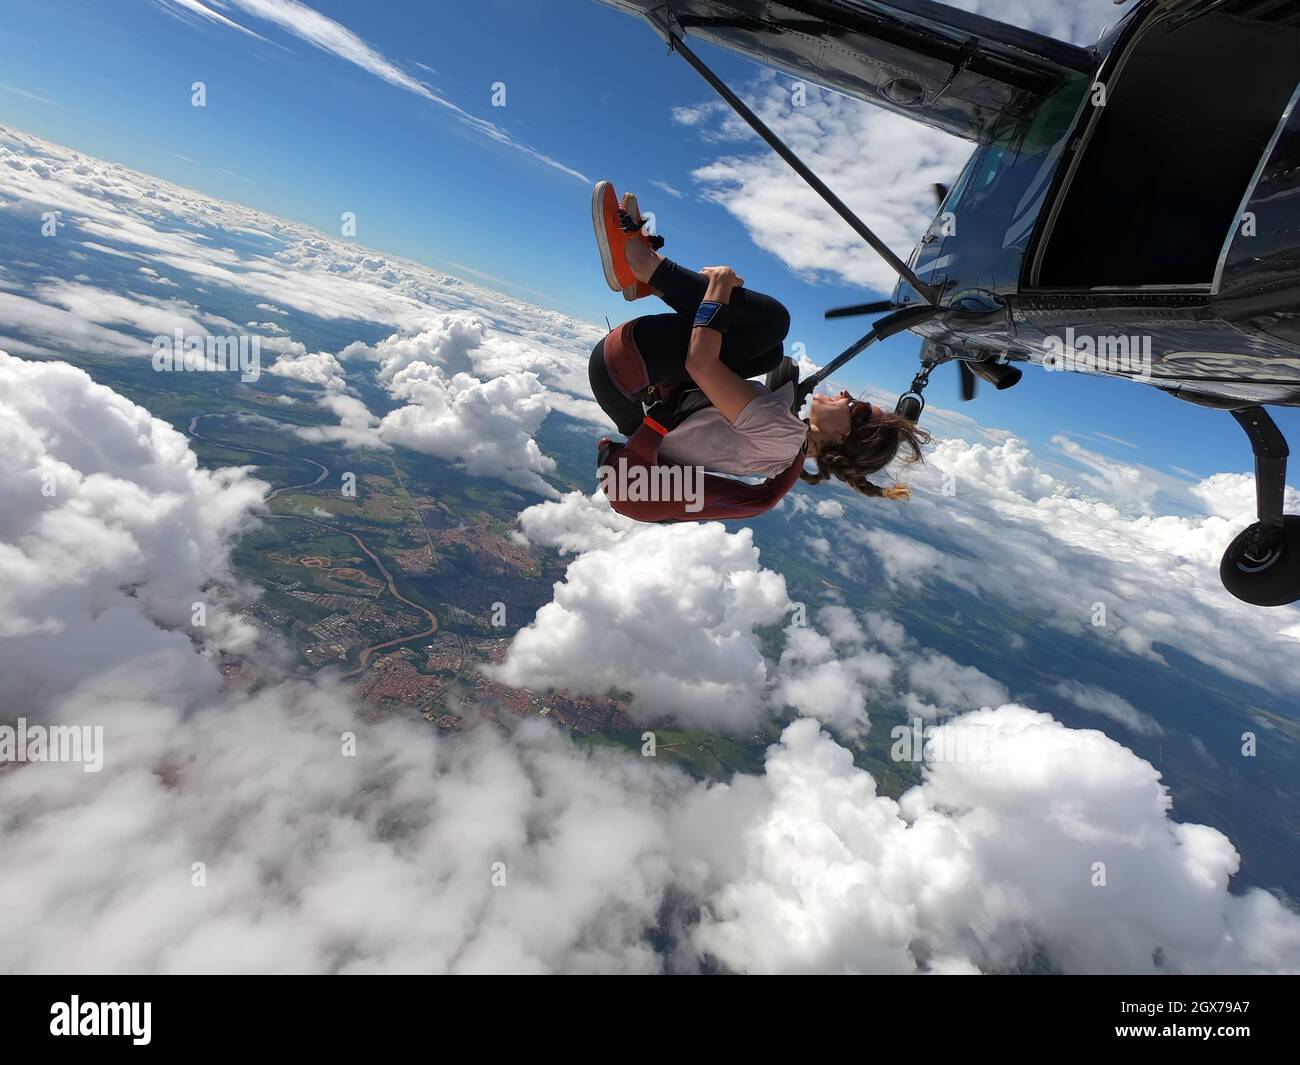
[839,392,873,424]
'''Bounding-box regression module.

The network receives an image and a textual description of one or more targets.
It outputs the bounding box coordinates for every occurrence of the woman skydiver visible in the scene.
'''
[588,182,929,504]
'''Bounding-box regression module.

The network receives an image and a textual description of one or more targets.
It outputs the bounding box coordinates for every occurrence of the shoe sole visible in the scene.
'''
[592,180,625,293]
[618,192,652,301]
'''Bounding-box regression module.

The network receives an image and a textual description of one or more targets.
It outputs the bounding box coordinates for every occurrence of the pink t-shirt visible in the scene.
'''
[657,382,808,478]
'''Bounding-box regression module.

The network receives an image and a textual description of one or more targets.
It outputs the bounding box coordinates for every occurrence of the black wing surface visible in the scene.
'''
[593,0,1094,143]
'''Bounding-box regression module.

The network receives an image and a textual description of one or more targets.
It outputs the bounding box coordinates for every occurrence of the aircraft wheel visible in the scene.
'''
[1220,515,1300,607]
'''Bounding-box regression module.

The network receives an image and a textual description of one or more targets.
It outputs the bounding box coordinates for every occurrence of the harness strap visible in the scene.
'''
[596,321,806,522]
[602,320,650,400]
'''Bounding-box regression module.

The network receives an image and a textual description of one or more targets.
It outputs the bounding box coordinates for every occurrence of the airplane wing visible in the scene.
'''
[593,0,1095,143]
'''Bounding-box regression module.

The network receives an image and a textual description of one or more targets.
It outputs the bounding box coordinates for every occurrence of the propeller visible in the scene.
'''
[823,185,950,320]
[817,180,1023,408]
[951,360,1025,402]
[959,361,977,401]
[824,299,895,320]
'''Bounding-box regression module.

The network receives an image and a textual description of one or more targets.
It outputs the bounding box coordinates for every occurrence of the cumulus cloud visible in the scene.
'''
[676,71,969,294]
[904,650,1010,720]
[497,496,791,731]
[0,353,682,974]
[0,352,265,708]
[774,622,892,738]
[0,127,605,360]
[514,489,637,556]
[2,354,1298,976]
[381,366,555,495]
[360,316,560,496]
[0,664,688,974]
[0,130,603,501]
[830,431,1300,699]
[674,711,1300,974]
[1053,680,1163,737]
[265,349,346,390]
[296,392,386,450]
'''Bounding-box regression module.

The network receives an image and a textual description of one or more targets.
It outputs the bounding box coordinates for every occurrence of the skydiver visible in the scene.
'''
[588,182,929,502]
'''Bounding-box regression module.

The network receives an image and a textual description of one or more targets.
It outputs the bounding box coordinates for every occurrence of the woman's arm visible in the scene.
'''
[684,266,763,424]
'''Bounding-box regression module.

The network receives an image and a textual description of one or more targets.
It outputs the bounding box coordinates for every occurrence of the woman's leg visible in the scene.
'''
[631,250,791,359]
[626,249,790,378]
[588,336,647,437]
[591,316,787,437]
[591,245,791,433]
[730,343,787,381]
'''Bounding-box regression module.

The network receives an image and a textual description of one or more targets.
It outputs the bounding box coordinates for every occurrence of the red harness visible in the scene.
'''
[596,322,806,523]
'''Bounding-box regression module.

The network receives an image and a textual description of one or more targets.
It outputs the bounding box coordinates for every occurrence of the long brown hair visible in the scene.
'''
[801,405,931,500]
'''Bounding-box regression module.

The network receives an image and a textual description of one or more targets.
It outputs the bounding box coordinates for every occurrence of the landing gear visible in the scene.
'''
[1219,406,1300,607]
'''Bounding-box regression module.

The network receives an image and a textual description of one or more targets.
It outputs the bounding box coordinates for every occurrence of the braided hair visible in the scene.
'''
[800,403,931,500]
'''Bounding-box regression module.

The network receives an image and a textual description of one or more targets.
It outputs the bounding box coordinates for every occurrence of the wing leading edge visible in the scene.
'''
[594,0,1095,143]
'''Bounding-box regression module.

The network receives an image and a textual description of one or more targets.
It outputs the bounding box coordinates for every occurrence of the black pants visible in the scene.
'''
[588,258,790,436]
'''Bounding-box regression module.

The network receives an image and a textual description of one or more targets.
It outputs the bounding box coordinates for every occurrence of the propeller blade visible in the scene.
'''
[959,361,977,401]
[824,299,895,320]
[933,183,949,208]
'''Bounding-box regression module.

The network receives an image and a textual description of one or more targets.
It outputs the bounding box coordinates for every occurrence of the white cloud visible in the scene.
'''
[831,431,1300,698]
[650,179,685,199]
[2,354,1298,975]
[152,0,270,41]
[380,363,555,496]
[265,350,346,390]
[905,651,1010,720]
[851,526,950,589]
[775,623,892,737]
[1053,680,1163,737]
[673,711,1300,974]
[0,351,266,706]
[0,127,605,349]
[515,490,637,556]
[495,506,791,731]
[0,130,606,498]
[296,392,386,450]
[159,0,588,182]
[679,72,969,294]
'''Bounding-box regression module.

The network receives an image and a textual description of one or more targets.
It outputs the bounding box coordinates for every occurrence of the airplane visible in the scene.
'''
[591,0,1300,607]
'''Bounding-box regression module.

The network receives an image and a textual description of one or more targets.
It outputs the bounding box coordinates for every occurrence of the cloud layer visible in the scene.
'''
[2,345,1299,975]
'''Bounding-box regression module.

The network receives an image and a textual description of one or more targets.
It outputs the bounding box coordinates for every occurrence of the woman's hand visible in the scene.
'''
[699,265,744,301]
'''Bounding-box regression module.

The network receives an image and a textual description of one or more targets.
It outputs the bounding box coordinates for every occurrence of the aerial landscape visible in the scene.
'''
[2,0,1299,1001]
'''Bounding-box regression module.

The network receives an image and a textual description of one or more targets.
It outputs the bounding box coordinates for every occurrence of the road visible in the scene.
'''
[188,412,329,499]
[187,411,439,678]
[385,456,469,685]
[263,513,439,677]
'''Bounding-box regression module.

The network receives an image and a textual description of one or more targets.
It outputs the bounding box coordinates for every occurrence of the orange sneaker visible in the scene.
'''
[618,191,661,301]
[592,181,661,294]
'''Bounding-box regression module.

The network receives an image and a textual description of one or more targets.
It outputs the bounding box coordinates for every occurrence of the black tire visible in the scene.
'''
[1219,515,1300,607]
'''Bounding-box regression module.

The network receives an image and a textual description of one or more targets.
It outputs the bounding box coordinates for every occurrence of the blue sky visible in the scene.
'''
[0,0,1295,481]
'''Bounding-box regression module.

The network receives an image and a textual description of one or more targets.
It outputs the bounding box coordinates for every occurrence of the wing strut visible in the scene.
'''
[643,8,940,305]
[797,304,941,404]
